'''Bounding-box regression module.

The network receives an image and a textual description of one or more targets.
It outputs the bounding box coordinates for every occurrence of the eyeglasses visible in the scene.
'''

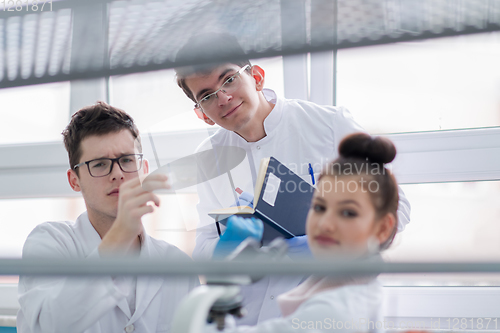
[73,154,144,178]
[194,65,250,111]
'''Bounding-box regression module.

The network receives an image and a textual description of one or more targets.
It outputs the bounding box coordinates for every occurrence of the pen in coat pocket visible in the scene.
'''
[308,163,315,185]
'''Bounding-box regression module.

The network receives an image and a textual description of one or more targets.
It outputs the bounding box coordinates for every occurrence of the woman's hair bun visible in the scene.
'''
[338,133,396,165]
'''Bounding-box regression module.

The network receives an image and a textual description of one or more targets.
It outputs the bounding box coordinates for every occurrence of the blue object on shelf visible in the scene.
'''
[0,327,17,333]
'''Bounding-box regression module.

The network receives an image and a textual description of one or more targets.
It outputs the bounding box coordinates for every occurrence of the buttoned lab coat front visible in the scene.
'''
[193,89,411,325]
[17,212,199,333]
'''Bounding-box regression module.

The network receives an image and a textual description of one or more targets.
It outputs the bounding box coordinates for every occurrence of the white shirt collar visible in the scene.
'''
[224,88,283,145]
[262,88,282,137]
[77,211,154,257]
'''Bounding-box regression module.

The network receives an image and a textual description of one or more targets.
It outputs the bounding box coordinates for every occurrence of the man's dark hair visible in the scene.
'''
[175,33,252,103]
[62,102,141,175]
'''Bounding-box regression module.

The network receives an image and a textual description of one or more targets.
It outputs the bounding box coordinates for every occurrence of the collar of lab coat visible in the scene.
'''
[132,228,163,323]
[261,88,282,137]
[77,212,164,322]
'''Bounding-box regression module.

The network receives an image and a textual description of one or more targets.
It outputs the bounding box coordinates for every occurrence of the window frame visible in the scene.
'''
[2,126,499,198]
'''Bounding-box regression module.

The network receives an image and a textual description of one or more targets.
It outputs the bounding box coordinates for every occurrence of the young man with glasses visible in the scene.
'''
[17,102,199,333]
[174,33,411,325]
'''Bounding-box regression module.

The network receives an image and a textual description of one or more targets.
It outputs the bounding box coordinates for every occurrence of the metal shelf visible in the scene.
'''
[1,0,499,88]
[4,257,500,276]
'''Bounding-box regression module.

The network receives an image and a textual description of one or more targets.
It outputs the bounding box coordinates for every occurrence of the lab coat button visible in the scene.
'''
[125,324,135,332]
[256,146,261,150]
[270,295,274,300]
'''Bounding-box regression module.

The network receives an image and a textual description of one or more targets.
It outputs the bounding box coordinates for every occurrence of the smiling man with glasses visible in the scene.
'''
[185,61,272,142]
[17,102,199,333]
[174,33,411,327]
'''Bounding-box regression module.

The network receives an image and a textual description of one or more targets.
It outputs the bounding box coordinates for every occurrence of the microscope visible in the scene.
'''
[171,238,288,332]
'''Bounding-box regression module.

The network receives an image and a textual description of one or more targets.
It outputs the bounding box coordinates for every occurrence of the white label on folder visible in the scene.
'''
[262,173,281,207]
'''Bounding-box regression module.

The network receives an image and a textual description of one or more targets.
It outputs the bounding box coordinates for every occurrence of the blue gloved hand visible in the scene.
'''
[213,216,264,258]
[230,191,254,209]
[284,235,312,259]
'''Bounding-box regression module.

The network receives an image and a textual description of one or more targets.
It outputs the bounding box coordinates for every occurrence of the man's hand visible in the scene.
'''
[230,191,254,208]
[213,216,263,258]
[99,173,169,255]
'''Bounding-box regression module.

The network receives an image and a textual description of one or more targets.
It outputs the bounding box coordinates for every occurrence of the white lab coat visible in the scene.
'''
[193,89,411,325]
[204,279,383,333]
[17,212,199,333]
